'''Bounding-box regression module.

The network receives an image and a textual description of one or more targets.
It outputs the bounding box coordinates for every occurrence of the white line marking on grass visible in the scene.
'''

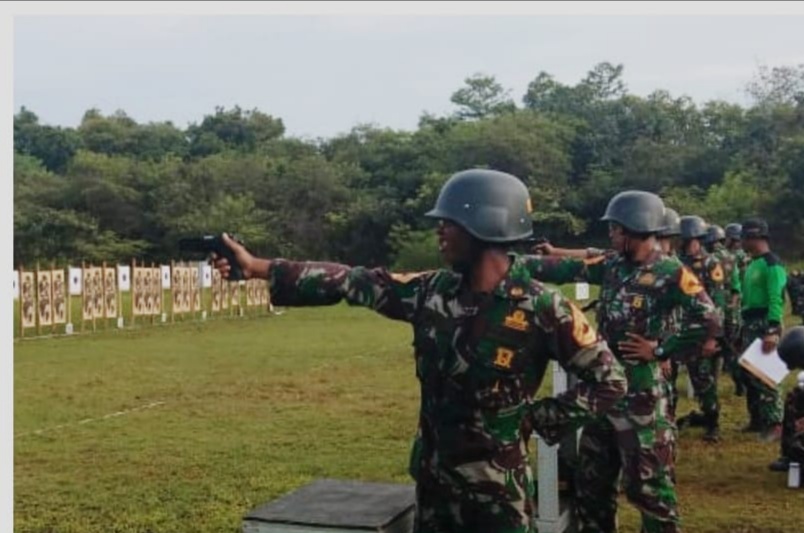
[16,401,166,439]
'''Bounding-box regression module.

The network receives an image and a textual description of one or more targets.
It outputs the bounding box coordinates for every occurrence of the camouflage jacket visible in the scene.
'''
[730,247,750,279]
[679,251,734,319]
[787,273,804,315]
[268,255,627,485]
[711,243,743,300]
[522,250,721,393]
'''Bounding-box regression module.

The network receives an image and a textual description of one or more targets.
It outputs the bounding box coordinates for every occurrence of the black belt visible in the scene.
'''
[742,308,768,320]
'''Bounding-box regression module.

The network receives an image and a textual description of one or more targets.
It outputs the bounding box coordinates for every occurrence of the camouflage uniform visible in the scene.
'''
[787,272,804,324]
[268,254,627,533]
[711,243,745,392]
[782,386,804,463]
[523,250,720,533]
[675,250,736,430]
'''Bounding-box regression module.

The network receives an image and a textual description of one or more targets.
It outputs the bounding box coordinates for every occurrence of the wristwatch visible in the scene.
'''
[653,345,665,360]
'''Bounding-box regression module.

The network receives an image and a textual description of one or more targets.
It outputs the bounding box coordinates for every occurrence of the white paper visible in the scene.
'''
[575,282,590,301]
[201,265,212,288]
[12,271,19,300]
[68,267,83,295]
[117,265,131,292]
[161,265,171,289]
[738,338,790,387]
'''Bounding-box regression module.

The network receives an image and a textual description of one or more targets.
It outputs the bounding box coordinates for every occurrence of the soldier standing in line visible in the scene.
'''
[523,192,721,533]
[725,222,751,276]
[786,270,804,325]
[709,224,747,396]
[739,218,788,442]
[704,224,722,254]
[212,169,627,533]
[673,217,737,442]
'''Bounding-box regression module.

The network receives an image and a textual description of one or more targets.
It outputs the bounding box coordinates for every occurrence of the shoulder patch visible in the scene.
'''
[679,266,704,295]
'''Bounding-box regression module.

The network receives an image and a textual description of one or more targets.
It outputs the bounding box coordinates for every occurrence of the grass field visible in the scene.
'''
[14,298,804,533]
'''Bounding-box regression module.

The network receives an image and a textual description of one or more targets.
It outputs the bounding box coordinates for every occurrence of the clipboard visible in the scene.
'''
[738,338,789,388]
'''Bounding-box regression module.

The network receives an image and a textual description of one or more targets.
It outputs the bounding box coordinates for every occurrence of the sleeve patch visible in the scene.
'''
[711,264,724,283]
[570,302,598,347]
[679,266,705,295]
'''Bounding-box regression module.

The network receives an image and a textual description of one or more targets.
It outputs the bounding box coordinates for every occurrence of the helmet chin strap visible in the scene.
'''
[623,233,636,260]
[451,237,488,277]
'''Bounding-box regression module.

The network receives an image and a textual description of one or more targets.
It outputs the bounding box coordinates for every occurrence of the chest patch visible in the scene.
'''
[494,347,516,369]
[638,273,656,286]
[503,309,529,332]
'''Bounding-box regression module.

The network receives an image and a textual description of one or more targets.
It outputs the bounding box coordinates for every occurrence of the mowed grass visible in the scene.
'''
[14,301,804,533]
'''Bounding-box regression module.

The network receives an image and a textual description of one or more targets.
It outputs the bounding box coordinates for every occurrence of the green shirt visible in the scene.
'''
[741,252,788,326]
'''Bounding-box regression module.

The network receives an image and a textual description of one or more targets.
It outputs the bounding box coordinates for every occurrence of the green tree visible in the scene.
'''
[451,74,516,120]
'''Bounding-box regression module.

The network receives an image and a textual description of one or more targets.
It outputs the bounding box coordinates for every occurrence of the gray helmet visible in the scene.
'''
[600,191,666,234]
[680,216,708,240]
[658,208,681,237]
[742,218,769,239]
[706,224,725,244]
[725,223,742,240]
[779,326,804,370]
[425,169,533,243]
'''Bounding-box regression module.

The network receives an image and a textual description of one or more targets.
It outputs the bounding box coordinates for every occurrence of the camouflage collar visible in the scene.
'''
[494,254,532,300]
[441,254,531,300]
[681,251,708,261]
[616,248,663,269]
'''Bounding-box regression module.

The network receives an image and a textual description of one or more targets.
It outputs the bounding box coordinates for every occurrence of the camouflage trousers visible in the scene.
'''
[575,401,679,533]
[684,356,719,422]
[782,387,804,462]
[411,438,537,533]
[739,318,783,427]
[667,354,719,426]
[720,314,743,392]
[413,475,536,533]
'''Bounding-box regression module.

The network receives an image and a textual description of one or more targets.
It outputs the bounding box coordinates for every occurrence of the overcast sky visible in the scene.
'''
[13,15,804,139]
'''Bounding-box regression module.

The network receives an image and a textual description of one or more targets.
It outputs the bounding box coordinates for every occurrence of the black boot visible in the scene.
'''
[769,457,790,472]
[702,411,721,443]
[677,410,706,429]
[740,418,762,433]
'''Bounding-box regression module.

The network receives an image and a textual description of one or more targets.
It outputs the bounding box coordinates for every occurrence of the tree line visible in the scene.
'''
[14,62,804,270]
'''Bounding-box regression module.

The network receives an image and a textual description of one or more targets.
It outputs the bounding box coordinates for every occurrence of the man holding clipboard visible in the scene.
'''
[737,218,788,442]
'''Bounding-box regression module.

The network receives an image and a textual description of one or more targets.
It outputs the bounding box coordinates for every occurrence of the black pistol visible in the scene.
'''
[178,234,247,281]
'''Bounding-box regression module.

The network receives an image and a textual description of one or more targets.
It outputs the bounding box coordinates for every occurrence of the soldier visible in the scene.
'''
[522,192,721,533]
[709,223,746,396]
[724,222,750,276]
[704,224,723,254]
[212,169,627,533]
[674,216,737,442]
[657,208,681,258]
[739,218,788,441]
[787,270,804,324]
[653,208,683,427]
[768,326,804,472]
